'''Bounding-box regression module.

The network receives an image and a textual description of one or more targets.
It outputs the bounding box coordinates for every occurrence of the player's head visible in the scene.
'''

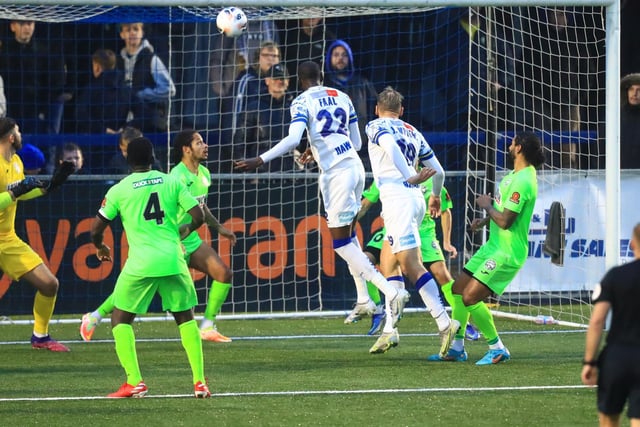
[376,86,404,117]
[119,126,143,157]
[633,223,640,256]
[172,129,205,164]
[127,137,155,169]
[621,73,640,108]
[297,61,321,90]
[0,117,22,150]
[512,131,545,168]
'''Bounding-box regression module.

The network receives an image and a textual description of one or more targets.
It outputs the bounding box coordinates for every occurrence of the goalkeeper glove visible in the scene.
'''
[46,160,76,192]
[10,176,44,198]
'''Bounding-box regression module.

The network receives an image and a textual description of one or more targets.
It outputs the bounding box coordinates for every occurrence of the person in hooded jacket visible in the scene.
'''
[117,22,176,133]
[621,73,640,169]
[323,40,377,170]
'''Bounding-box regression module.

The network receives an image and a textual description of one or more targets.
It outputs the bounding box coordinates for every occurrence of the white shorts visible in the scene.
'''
[381,189,425,254]
[319,158,365,228]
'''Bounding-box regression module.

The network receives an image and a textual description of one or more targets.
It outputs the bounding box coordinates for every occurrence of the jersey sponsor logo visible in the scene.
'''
[399,234,417,247]
[325,89,338,97]
[509,192,521,204]
[132,177,164,189]
[480,259,497,275]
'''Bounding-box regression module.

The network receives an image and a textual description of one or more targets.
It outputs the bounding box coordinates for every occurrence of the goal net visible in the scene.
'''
[0,2,616,327]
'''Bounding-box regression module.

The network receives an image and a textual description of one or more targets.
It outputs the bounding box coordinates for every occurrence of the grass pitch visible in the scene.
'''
[0,313,602,426]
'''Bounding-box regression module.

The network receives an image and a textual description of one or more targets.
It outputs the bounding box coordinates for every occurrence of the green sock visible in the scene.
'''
[451,294,470,340]
[366,281,382,305]
[466,301,499,344]
[179,319,205,384]
[97,293,115,319]
[203,281,231,322]
[112,323,142,385]
[440,280,455,308]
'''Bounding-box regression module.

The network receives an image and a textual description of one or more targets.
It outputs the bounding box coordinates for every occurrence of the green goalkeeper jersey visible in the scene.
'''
[170,162,210,227]
[489,165,538,263]
[99,169,199,276]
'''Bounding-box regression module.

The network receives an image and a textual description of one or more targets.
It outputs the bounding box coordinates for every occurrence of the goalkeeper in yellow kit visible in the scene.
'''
[0,117,75,352]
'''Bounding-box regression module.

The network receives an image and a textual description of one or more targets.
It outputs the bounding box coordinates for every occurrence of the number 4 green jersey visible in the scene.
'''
[98,170,199,277]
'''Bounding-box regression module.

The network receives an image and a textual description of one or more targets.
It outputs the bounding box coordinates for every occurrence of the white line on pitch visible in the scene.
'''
[0,385,593,402]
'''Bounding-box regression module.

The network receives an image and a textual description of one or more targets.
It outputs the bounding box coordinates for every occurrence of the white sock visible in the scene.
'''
[417,275,450,329]
[489,338,505,350]
[349,265,371,304]
[334,242,398,298]
[451,338,465,352]
[200,319,215,330]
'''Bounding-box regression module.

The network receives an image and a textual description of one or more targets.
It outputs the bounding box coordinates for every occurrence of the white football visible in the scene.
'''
[216,7,247,38]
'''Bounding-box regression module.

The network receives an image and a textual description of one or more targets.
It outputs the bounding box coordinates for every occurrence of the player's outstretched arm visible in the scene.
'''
[91,215,112,262]
[235,121,306,171]
[204,205,237,245]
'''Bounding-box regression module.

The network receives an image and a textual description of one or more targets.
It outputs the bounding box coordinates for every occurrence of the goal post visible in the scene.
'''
[0,1,620,328]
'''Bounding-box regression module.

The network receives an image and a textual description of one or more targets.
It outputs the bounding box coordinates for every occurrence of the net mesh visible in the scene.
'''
[0,4,608,325]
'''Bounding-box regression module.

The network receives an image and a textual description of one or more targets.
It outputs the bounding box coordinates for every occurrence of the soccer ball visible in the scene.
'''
[216,7,247,38]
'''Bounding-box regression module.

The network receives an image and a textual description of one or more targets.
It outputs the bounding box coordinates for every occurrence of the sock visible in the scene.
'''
[33,292,56,336]
[387,275,405,290]
[349,266,371,304]
[440,280,455,308]
[96,293,116,320]
[112,323,142,385]
[366,281,382,305]
[466,301,500,345]
[333,240,398,298]
[451,338,465,352]
[451,294,470,341]
[202,281,231,328]
[179,319,205,384]
[416,272,449,330]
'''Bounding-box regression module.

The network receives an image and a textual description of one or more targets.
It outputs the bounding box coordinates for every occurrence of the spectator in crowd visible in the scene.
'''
[0,20,69,134]
[106,126,162,174]
[620,73,640,169]
[237,20,280,72]
[581,223,640,427]
[232,63,295,174]
[51,142,84,174]
[521,8,592,168]
[230,41,282,141]
[323,39,377,169]
[17,142,45,175]
[75,49,131,134]
[118,22,175,133]
[280,18,336,88]
[0,74,5,118]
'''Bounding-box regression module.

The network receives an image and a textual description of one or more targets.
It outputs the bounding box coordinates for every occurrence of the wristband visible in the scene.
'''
[582,359,597,366]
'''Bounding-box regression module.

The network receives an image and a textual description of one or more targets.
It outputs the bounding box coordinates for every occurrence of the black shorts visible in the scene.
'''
[597,344,640,418]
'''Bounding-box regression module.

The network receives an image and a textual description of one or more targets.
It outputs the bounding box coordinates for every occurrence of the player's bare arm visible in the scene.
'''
[234,156,264,171]
[90,215,112,262]
[204,205,237,245]
[476,193,518,230]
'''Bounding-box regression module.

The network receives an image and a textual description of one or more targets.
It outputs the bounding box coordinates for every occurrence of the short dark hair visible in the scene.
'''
[514,131,545,168]
[172,129,199,164]
[119,126,143,148]
[0,117,17,140]
[127,137,155,168]
[298,61,321,83]
[92,49,116,70]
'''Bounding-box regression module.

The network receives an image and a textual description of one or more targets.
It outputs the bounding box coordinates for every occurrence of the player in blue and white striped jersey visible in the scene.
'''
[366,86,459,356]
[235,62,427,349]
